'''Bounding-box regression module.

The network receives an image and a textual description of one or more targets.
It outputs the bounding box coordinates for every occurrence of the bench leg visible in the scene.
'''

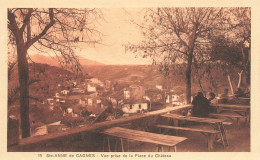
[114,139,118,152]
[103,136,105,152]
[237,118,240,130]
[244,117,248,126]
[120,138,125,152]
[174,120,179,126]
[107,136,111,152]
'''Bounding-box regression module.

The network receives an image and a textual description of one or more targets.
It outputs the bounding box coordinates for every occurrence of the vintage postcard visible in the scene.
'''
[1,0,260,160]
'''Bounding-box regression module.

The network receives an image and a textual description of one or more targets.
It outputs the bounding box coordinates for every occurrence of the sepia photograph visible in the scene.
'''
[6,6,252,153]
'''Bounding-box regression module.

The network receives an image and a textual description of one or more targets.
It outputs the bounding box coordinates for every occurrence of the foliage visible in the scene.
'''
[125,8,228,103]
[8,8,103,73]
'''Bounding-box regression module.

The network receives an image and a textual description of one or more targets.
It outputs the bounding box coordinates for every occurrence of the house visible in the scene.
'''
[55,93,60,98]
[166,92,184,106]
[105,80,111,89]
[145,88,165,103]
[71,88,85,94]
[47,98,54,106]
[156,85,163,90]
[81,99,112,122]
[72,81,77,88]
[89,78,104,87]
[87,85,96,92]
[143,96,150,101]
[61,90,70,95]
[87,99,93,106]
[126,85,145,100]
[166,94,179,103]
[121,99,148,114]
[124,90,130,99]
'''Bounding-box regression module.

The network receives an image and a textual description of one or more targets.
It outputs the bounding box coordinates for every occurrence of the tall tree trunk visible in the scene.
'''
[17,46,30,138]
[186,53,192,104]
[227,75,234,96]
[237,70,243,89]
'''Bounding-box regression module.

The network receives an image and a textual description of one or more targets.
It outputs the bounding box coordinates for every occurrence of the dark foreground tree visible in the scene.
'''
[8,8,102,138]
[126,8,227,103]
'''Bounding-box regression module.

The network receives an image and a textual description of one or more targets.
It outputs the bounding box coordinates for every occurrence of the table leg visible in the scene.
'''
[173,145,177,152]
[217,124,226,148]
[220,123,229,146]
[127,140,129,152]
[207,133,214,151]
[156,145,159,152]
[246,109,250,126]
[174,120,179,135]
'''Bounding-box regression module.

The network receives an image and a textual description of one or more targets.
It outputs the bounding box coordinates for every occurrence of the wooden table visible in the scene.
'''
[161,113,225,124]
[211,104,250,110]
[102,127,187,152]
[160,113,228,150]
[210,104,250,125]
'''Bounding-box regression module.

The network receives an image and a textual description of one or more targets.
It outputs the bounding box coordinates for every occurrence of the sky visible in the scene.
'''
[24,9,151,65]
[26,8,148,65]
[77,8,151,65]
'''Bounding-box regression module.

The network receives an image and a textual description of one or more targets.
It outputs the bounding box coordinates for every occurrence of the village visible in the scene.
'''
[29,74,185,137]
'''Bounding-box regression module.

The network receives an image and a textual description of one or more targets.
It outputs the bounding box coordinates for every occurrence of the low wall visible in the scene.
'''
[8,104,192,152]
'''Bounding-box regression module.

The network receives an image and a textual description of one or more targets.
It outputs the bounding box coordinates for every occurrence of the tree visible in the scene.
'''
[125,8,226,103]
[8,8,102,138]
[209,8,251,92]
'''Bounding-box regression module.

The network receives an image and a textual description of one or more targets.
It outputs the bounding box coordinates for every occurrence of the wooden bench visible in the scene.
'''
[208,113,246,129]
[155,124,221,151]
[102,127,187,152]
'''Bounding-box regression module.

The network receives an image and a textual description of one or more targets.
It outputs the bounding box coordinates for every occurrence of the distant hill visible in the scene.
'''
[83,64,240,96]
[30,54,105,67]
[26,54,241,96]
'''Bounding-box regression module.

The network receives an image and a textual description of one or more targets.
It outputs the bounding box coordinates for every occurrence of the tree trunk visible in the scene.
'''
[17,46,30,138]
[186,53,192,104]
[227,75,234,95]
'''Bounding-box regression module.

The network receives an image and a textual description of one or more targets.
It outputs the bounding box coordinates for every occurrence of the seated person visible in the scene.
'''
[235,87,245,97]
[219,88,229,104]
[208,92,218,112]
[191,92,210,118]
[208,92,216,103]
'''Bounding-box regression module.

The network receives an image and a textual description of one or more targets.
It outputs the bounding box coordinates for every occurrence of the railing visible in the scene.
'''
[8,104,192,152]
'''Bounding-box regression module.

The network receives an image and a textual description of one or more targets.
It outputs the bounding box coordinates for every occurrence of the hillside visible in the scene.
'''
[8,63,79,104]
[83,64,241,96]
